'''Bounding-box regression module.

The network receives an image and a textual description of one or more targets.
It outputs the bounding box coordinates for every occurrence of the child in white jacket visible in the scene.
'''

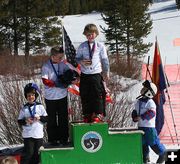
[18,83,48,164]
[76,23,110,123]
[132,80,166,164]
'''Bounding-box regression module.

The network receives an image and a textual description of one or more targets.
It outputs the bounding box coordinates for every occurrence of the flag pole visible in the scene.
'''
[60,17,73,122]
[162,46,179,145]
[176,58,180,81]
[146,56,152,80]
[165,88,179,145]
[60,18,66,59]
[164,72,179,145]
[164,118,176,144]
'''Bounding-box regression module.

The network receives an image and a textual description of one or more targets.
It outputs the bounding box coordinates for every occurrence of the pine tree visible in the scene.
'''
[101,0,122,63]
[0,0,21,55]
[69,0,74,15]
[101,0,152,66]
[17,0,57,57]
[55,0,69,16]
[69,0,80,14]
[0,0,62,57]
[95,0,104,11]
[80,0,89,14]
[88,0,96,12]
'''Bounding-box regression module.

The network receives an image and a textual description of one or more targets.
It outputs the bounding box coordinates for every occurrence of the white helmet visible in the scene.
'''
[141,80,157,99]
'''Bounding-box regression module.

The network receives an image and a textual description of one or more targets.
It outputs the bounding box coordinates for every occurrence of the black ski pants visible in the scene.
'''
[45,97,69,143]
[21,138,43,164]
[80,73,106,116]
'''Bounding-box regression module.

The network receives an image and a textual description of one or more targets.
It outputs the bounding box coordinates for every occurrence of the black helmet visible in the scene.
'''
[142,80,157,98]
[59,69,79,88]
[24,83,39,99]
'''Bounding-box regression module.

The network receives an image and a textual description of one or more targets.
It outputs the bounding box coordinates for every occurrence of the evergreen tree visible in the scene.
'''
[73,0,81,14]
[80,0,89,14]
[0,0,62,57]
[41,17,62,48]
[101,0,152,66]
[69,0,80,14]
[101,0,122,63]
[88,0,95,12]
[0,0,21,56]
[69,0,74,15]
[17,0,57,57]
[55,0,69,16]
[95,0,104,11]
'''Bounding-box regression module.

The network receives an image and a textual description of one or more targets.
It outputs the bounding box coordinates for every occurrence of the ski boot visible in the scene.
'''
[92,113,104,123]
[83,114,92,123]
[156,152,167,163]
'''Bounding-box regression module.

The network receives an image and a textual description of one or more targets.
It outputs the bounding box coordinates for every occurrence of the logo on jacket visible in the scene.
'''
[81,131,103,153]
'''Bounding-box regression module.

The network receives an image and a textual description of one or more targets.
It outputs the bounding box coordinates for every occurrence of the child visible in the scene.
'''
[41,46,78,146]
[132,80,166,164]
[18,83,48,164]
[76,23,110,123]
[0,156,18,164]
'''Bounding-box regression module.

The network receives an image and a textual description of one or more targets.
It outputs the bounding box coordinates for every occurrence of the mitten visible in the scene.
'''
[132,110,139,122]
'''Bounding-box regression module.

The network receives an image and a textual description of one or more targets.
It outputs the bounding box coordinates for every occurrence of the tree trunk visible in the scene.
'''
[13,0,18,56]
[25,16,30,58]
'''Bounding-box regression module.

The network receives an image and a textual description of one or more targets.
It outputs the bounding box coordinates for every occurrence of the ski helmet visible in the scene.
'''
[141,80,157,98]
[24,83,39,99]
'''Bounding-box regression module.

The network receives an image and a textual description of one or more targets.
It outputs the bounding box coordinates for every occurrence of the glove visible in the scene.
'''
[59,69,79,88]
[132,110,138,118]
[132,110,139,122]
[54,79,65,88]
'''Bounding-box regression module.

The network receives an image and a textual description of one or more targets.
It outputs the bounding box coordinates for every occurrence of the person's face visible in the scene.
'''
[86,32,97,42]
[51,53,64,63]
[26,92,36,104]
[140,87,148,95]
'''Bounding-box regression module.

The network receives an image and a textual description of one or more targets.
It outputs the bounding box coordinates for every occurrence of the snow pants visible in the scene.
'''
[80,73,106,116]
[45,97,69,144]
[21,138,43,164]
[139,127,166,162]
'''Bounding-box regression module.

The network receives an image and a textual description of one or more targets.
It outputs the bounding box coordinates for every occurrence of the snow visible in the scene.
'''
[144,0,180,65]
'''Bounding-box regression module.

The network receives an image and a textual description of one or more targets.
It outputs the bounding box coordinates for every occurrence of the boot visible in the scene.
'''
[156,152,167,163]
[83,114,92,123]
[143,155,150,164]
[92,114,104,123]
[144,157,150,163]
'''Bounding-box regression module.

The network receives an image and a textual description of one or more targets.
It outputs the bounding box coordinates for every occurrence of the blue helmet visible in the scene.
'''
[24,83,39,99]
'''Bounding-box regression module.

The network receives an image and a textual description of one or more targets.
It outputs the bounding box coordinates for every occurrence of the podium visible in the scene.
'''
[41,123,143,164]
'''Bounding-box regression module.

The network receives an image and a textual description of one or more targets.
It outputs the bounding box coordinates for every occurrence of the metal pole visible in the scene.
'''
[165,79,179,145]
[146,56,152,80]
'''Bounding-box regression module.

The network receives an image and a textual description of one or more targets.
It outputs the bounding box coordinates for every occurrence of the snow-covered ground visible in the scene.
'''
[145,0,180,65]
